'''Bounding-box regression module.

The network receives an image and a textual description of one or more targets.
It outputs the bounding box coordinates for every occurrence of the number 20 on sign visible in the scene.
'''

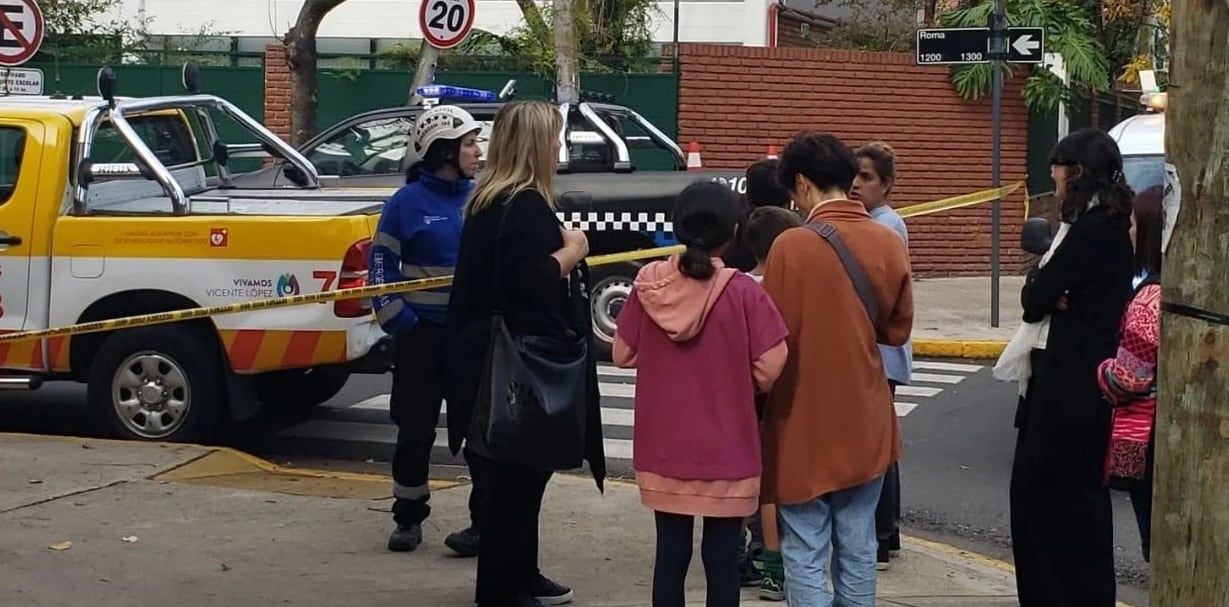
[419,0,476,50]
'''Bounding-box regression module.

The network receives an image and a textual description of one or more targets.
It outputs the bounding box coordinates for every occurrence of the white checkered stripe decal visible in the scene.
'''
[557,211,673,233]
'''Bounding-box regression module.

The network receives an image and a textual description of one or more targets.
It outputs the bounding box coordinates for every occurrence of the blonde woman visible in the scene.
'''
[444,100,607,607]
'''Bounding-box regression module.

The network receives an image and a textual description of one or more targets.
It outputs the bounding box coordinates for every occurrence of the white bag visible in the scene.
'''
[992,222,1071,396]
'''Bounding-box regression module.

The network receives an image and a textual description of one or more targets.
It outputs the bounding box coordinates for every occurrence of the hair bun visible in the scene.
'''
[865,141,896,158]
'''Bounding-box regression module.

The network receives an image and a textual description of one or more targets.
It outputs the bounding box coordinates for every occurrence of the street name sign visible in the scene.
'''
[915,26,1045,65]
[419,0,476,50]
[1005,27,1044,63]
[0,0,44,67]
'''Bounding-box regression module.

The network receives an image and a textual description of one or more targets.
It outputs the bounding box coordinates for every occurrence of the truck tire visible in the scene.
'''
[253,366,351,409]
[88,325,225,443]
[590,265,638,362]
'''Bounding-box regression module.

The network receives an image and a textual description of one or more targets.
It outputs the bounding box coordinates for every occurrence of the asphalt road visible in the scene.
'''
[0,358,1150,605]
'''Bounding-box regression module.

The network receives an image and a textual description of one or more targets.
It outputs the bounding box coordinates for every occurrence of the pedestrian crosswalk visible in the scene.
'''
[270,360,984,466]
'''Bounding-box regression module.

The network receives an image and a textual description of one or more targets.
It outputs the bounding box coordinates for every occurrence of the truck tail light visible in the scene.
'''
[334,238,372,318]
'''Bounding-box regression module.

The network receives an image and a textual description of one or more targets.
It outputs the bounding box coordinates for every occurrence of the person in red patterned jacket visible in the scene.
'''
[1097,184,1165,563]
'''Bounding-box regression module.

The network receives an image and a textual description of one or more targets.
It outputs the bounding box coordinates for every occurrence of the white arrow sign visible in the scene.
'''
[1011,34,1040,56]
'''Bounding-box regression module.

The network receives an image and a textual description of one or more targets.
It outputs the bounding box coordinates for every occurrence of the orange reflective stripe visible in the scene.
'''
[48,337,70,372]
[218,329,351,373]
[282,331,322,368]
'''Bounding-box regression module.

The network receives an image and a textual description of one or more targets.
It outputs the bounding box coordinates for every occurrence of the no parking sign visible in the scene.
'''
[0,0,43,67]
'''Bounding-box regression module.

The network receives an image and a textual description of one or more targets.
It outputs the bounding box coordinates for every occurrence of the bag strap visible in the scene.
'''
[803,220,880,324]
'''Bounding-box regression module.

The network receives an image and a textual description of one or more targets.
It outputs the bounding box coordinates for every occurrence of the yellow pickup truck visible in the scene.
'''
[0,68,390,443]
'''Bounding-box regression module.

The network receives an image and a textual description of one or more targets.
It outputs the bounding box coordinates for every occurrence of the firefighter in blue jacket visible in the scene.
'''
[369,104,484,556]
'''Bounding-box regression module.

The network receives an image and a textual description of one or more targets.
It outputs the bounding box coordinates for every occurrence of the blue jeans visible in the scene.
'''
[777,476,885,607]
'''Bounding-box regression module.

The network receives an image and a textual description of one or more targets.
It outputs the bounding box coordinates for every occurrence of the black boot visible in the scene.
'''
[444,525,480,557]
[388,523,423,552]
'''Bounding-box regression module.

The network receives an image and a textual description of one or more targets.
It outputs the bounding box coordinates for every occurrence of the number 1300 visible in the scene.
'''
[428,1,466,30]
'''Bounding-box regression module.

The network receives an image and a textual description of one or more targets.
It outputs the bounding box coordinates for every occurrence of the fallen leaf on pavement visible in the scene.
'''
[48,541,73,551]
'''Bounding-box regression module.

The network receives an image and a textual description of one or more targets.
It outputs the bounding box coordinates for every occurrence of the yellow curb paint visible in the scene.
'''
[153,449,459,499]
[903,536,1138,607]
[913,339,1007,360]
[0,431,458,499]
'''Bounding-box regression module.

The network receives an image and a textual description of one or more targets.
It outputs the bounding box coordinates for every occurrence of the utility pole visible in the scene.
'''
[553,0,579,103]
[988,0,1004,328]
[1151,0,1229,603]
[405,43,439,107]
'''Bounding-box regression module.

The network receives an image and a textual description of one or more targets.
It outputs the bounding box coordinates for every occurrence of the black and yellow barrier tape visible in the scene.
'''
[0,181,1025,344]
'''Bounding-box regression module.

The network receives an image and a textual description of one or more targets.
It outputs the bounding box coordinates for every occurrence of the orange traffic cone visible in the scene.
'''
[686,141,703,171]
[766,145,779,159]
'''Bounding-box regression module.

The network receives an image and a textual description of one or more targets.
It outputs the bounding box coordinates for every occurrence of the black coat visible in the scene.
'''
[444,189,606,491]
[1015,205,1135,486]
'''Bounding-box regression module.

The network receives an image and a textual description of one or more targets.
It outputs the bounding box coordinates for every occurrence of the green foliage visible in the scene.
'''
[454,0,662,76]
[812,0,919,52]
[939,0,1112,112]
[36,0,227,65]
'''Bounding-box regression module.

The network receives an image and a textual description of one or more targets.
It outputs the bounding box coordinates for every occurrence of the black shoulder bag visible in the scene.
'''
[804,220,881,324]
[466,195,590,471]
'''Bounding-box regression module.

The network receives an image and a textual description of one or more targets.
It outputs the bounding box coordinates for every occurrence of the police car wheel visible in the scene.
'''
[590,274,633,362]
[88,325,225,443]
[253,366,351,409]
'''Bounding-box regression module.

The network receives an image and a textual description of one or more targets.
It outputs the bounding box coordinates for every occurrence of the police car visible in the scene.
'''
[233,84,747,359]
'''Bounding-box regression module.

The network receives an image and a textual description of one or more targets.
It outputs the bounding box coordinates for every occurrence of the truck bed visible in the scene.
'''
[86,166,387,216]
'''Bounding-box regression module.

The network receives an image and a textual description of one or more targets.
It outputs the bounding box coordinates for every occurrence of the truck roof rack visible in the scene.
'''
[74,64,321,216]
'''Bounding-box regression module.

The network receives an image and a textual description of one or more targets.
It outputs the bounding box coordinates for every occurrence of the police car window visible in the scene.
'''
[0,126,26,205]
[1122,155,1165,193]
[602,112,677,171]
[308,116,412,176]
[88,114,198,167]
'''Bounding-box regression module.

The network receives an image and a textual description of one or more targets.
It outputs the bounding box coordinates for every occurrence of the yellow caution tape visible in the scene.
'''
[0,182,1025,345]
[896,181,1024,219]
[0,246,685,344]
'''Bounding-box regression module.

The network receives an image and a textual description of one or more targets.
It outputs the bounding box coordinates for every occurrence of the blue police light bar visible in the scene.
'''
[416,85,499,102]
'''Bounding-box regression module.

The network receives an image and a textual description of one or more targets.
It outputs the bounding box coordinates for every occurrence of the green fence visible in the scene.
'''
[15,54,681,171]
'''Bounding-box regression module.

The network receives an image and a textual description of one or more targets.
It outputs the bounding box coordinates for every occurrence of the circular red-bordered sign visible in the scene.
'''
[418,0,476,50]
[0,0,44,67]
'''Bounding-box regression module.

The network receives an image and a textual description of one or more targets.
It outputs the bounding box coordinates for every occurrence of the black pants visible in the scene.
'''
[652,511,742,607]
[473,452,553,604]
[876,381,902,543]
[1010,426,1116,606]
[390,320,487,528]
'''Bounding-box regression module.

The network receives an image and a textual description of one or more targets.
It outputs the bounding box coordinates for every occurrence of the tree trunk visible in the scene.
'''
[1152,0,1229,603]
[553,0,579,103]
[515,0,551,42]
[283,0,349,146]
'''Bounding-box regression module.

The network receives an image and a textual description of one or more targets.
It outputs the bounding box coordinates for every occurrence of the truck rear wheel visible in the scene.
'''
[253,366,351,409]
[87,325,225,443]
[590,267,637,362]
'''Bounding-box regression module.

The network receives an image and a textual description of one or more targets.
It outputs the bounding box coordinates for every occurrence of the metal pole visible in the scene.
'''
[989,0,1004,328]
[401,41,440,172]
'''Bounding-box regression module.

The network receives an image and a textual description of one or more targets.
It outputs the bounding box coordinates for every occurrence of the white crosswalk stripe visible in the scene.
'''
[272,361,984,464]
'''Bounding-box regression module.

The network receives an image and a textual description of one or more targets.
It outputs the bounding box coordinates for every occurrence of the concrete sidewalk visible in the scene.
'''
[911,276,1024,359]
[0,433,1029,607]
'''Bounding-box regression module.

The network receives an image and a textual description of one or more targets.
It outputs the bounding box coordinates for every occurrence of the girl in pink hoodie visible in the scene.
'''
[613,181,789,607]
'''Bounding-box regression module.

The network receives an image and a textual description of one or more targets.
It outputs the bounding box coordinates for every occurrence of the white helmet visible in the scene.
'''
[411,105,482,160]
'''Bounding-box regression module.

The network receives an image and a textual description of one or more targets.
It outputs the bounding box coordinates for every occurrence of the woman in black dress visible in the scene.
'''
[1007,128,1135,606]
[445,100,607,607]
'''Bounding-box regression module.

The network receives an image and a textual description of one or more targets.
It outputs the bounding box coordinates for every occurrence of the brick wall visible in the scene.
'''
[676,44,1029,277]
[263,45,292,143]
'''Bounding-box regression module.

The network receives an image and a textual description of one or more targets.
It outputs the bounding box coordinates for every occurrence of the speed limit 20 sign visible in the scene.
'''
[419,0,475,50]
